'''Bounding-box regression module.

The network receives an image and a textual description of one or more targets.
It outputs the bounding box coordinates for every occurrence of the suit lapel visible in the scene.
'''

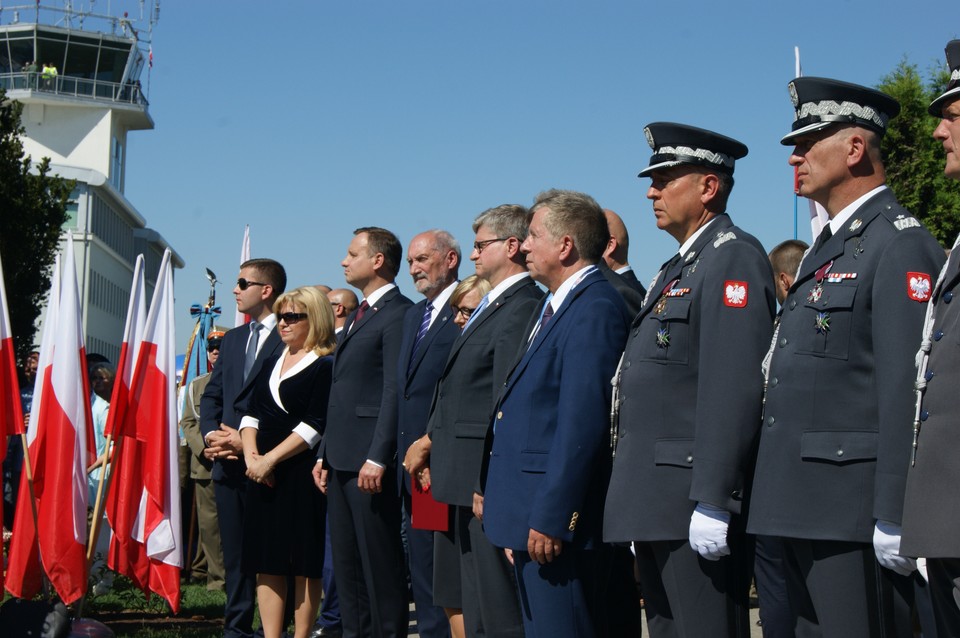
[240,327,281,394]
[406,304,454,381]
[340,287,399,352]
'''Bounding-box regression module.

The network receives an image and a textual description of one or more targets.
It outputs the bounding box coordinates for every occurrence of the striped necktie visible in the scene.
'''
[408,301,434,372]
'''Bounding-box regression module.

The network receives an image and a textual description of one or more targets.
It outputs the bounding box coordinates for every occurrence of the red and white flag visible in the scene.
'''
[6,235,96,604]
[103,255,149,587]
[235,224,250,327]
[0,250,25,592]
[106,249,182,612]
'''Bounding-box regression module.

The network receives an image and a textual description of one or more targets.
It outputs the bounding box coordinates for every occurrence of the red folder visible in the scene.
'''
[411,480,449,532]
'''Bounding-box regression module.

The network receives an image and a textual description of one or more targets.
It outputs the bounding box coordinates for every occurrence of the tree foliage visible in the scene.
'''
[879,58,960,246]
[0,87,74,364]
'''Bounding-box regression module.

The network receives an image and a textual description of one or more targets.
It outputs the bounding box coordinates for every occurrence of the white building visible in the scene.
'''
[0,3,182,363]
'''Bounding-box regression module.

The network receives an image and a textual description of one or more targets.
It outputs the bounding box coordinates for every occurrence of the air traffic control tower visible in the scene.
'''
[0,1,182,363]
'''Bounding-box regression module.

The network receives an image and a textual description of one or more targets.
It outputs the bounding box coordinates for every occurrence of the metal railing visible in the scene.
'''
[0,71,149,107]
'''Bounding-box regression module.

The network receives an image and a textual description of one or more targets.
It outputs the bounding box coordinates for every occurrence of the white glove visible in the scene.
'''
[873,520,917,577]
[689,503,731,561]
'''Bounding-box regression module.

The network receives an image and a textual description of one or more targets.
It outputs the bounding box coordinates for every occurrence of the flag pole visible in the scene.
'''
[18,431,51,599]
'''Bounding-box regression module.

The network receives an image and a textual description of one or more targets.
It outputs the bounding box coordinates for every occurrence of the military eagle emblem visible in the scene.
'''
[907,272,932,302]
[724,281,748,308]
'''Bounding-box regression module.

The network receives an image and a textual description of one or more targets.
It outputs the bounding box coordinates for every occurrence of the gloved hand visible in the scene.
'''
[873,520,917,576]
[689,503,731,561]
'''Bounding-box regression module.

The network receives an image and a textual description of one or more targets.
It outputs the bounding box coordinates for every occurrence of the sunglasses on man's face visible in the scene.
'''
[278,312,308,324]
[236,278,267,291]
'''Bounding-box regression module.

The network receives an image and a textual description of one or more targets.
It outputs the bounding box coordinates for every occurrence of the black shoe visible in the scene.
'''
[310,627,343,638]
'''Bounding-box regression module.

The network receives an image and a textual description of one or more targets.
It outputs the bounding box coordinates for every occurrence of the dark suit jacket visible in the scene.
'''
[427,277,543,507]
[748,189,944,542]
[903,246,960,557]
[320,287,413,472]
[199,323,284,482]
[599,262,646,317]
[604,214,776,542]
[396,297,459,492]
[481,269,629,551]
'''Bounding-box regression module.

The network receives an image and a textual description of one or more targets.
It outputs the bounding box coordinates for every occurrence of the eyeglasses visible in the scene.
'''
[236,278,268,291]
[278,312,308,324]
[472,237,510,254]
[452,305,477,319]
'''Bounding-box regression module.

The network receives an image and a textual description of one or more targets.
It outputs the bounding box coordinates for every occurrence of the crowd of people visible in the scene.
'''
[10,41,960,638]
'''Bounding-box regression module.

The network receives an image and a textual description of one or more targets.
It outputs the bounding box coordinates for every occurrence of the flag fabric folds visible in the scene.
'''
[6,235,95,604]
[235,224,250,327]
[106,249,182,612]
[0,250,25,592]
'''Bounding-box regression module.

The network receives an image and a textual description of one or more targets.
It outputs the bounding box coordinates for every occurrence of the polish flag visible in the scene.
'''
[103,255,149,587]
[235,224,250,327]
[0,250,25,591]
[106,249,181,612]
[6,235,96,604]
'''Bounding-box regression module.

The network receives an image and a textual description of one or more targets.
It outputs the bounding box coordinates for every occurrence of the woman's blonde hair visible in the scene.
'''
[450,274,492,308]
[273,286,337,356]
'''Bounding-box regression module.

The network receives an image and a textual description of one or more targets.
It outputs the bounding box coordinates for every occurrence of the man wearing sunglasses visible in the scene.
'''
[201,258,286,638]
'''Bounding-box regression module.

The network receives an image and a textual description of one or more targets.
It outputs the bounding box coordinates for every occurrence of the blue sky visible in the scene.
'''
[115,0,957,344]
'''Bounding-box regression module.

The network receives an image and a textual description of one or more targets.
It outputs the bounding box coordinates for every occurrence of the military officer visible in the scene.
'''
[748,77,945,637]
[604,122,776,638]
[901,39,960,637]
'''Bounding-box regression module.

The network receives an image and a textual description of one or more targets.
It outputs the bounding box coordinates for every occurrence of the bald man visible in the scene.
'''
[327,288,359,336]
[599,209,646,316]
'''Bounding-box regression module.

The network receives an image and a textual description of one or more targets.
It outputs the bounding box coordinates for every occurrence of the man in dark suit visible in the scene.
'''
[902,40,960,636]
[600,209,646,316]
[604,123,775,638]
[313,227,413,638]
[200,258,286,638]
[481,190,630,636]
[405,204,540,637]
[748,78,944,637]
[395,229,461,638]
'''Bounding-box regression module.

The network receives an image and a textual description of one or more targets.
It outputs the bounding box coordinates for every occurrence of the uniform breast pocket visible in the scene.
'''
[796,283,858,360]
[637,298,692,365]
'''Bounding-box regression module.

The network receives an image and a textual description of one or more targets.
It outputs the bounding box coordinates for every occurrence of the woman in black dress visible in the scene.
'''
[238,286,336,638]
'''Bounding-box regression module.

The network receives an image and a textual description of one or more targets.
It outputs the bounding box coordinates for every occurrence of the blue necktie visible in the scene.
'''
[408,301,433,372]
[243,321,260,380]
[463,294,490,330]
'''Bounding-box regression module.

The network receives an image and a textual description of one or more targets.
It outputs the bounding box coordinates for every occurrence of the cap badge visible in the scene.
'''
[644,126,656,149]
[788,81,799,107]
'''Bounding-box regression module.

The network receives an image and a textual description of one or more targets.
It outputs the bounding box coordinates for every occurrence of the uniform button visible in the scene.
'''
[404,394,410,400]
[945,291,954,303]
[779,337,788,348]
[769,377,778,388]
[623,360,631,370]
[921,410,929,421]
[766,416,775,426]
[925,370,934,381]
[497,411,503,420]
[685,455,693,464]
[836,449,844,457]
[935,331,944,341]
[731,490,742,499]
[789,299,797,310]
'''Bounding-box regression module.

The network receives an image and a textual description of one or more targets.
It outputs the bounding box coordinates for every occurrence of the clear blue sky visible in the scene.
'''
[115,0,957,345]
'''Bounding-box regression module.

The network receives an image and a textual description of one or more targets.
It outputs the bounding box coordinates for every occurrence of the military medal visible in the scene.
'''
[807,260,834,303]
[815,312,831,334]
[653,296,668,314]
[854,236,865,258]
[656,327,670,348]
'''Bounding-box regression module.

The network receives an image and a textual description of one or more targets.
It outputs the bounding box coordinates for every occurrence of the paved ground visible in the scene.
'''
[406,604,765,637]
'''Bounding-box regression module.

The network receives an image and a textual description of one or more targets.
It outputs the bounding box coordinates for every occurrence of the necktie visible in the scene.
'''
[408,301,434,372]
[528,294,554,346]
[351,300,370,332]
[813,225,833,253]
[463,294,490,330]
[243,321,260,380]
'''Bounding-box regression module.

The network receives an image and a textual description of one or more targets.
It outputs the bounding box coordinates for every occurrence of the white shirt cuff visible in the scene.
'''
[238,416,259,432]
[365,458,385,469]
[293,422,321,448]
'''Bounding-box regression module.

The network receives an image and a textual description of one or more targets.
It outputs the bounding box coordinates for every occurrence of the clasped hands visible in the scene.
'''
[244,452,276,487]
[204,424,242,461]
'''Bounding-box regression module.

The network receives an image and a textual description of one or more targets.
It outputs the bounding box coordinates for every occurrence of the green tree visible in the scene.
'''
[879,58,960,246]
[0,87,74,365]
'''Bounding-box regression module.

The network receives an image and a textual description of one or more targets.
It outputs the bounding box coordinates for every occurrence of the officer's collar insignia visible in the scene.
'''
[848,219,862,232]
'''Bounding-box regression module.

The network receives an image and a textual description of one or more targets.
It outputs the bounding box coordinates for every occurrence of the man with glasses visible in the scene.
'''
[394,230,461,638]
[201,258,286,638]
[404,205,540,637]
